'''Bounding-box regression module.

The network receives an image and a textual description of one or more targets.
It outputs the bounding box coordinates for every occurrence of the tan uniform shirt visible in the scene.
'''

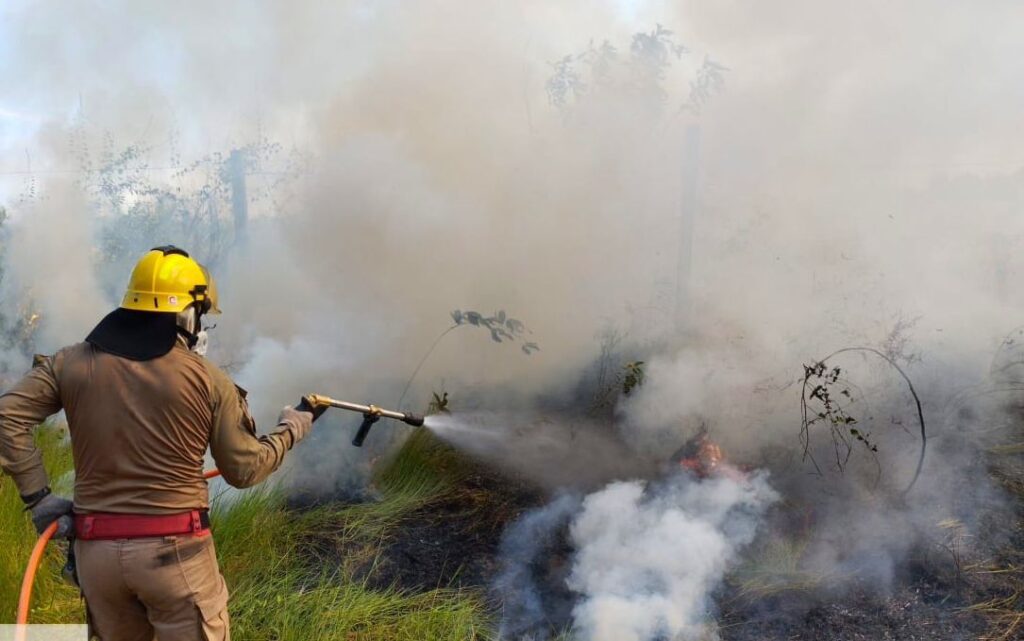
[0,341,310,514]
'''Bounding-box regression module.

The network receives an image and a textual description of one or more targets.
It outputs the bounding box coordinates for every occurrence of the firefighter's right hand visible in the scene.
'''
[296,396,328,422]
[30,494,74,538]
[276,405,315,450]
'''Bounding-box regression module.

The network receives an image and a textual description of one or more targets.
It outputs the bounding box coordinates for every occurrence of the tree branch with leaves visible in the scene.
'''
[397,309,539,408]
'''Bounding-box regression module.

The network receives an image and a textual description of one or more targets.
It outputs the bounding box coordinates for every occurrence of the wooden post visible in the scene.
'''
[228,150,248,246]
[675,125,701,331]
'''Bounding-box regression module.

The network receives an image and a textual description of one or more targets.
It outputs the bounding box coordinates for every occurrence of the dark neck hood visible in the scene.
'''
[85,308,180,361]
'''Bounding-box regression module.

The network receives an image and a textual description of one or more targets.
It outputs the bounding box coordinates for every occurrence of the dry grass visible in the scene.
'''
[728,535,832,601]
[964,438,1024,641]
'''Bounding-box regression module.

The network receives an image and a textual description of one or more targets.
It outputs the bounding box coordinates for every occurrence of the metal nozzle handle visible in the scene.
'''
[352,414,379,447]
[306,393,424,431]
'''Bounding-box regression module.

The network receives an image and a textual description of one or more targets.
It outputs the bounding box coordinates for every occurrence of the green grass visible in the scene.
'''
[1,424,491,640]
[0,422,79,623]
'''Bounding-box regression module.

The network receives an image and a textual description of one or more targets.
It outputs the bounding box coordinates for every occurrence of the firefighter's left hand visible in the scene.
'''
[30,494,74,538]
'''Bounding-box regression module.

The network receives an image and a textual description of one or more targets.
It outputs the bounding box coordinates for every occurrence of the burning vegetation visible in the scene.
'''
[376,334,1020,641]
[276,313,1023,640]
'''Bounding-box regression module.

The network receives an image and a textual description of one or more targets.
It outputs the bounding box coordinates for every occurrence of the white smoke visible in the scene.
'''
[566,472,777,641]
[4,181,108,352]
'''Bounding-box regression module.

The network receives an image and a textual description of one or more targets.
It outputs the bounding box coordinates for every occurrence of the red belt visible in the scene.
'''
[74,510,211,540]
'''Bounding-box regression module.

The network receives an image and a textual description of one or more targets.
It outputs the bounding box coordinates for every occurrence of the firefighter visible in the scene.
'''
[0,245,324,640]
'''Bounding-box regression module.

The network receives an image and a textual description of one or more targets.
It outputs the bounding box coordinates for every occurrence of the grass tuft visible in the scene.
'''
[728,534,832,601]
[966,432,1024,641]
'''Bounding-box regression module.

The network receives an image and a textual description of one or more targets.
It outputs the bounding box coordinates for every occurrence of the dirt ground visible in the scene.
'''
[719,577,988,641]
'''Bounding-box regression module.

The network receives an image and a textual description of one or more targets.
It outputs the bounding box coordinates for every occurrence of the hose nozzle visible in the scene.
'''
[306,394,424,445]
[402,413,425,427]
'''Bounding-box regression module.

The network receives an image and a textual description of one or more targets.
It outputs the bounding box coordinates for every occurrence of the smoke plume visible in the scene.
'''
[568,474,777,641]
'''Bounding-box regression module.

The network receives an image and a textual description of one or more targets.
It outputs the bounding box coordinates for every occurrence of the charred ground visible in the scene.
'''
[288,412,1023,640]
[356,462,543,592]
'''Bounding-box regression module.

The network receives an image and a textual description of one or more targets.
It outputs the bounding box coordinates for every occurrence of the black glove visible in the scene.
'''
[30,493,74,539]
[296,395,328,421]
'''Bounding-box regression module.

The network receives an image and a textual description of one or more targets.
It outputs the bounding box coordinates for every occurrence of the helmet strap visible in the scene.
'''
[175,306,204,349]
[176,326,199,349]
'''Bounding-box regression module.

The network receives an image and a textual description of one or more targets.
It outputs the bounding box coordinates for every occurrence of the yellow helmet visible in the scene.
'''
[120,246,221,315]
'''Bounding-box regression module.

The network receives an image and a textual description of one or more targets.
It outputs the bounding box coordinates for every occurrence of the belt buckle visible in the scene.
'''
[189,510,202,533]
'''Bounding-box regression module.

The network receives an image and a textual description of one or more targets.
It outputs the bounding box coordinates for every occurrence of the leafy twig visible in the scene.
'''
[800,347,927,494]
[622,361,646,396]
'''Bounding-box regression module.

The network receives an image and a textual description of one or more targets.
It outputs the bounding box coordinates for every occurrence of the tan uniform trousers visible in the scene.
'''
[74,534,230,641]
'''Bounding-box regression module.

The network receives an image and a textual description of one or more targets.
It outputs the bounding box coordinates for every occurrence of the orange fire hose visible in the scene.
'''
[15,519,59,634]
[16,469,222,628]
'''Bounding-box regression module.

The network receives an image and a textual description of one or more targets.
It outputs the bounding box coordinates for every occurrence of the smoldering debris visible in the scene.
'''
[480,325,1021,640]
[496,470,778,641]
